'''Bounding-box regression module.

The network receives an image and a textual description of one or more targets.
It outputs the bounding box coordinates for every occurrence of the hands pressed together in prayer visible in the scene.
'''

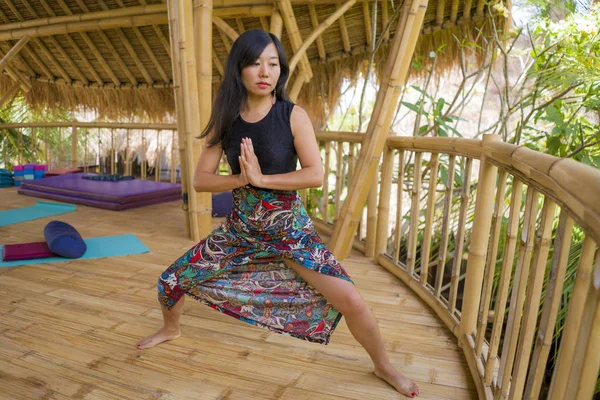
[238,137,264,188]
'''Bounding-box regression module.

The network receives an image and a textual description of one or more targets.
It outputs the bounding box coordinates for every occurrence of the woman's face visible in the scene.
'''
[241,43,281,98]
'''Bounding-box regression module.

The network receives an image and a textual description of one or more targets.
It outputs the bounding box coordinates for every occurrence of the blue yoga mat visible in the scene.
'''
[0,234,150,268]
[0,201,76,227]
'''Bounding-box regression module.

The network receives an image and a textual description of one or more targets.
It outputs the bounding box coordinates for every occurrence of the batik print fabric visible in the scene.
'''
[157,185,353,345]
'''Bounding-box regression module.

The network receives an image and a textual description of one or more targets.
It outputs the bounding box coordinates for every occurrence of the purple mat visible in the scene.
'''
[20,174,181,204]
[18,187,180,211]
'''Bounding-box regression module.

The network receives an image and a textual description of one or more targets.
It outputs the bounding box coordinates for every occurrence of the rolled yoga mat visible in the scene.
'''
[0,201,76,227]
[0,234,150,268]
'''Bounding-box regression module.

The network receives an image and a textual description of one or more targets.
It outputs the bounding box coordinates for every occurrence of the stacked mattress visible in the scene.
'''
[18,173,181,210]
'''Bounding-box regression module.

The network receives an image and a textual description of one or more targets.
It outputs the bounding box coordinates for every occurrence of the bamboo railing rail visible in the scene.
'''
[309,132,600,399]
[0,123,181,185]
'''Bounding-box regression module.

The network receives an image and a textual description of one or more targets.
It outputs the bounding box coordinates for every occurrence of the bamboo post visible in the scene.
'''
[434,154,456,297]
[44,128,49,166]
[170,130,177,184]
[156,130,161,182]
[329,0,430,260]
[84,129,88,173]
[194,0,214,239]
[375,146,394,257]
[365,175,378,258]
[498,186,540,395]
[334,142,343,219]
[71,125,78,168]
[2,130,7,167]
[548,236,598,399]
[393,150,405,262]
[31,127,36,162]
[141,130,146,179]
[475,169,508,356]
[420,153,439,284]
[213,16,239,41]
[322,141,331,222]
[510,197,557,399]
[125,129,131,175]
[406,152,422,275]
[269,10,283,38]
[289,72,307,102]
[459,134,500,343]
[569,251,600,399]
[277,0,313,81]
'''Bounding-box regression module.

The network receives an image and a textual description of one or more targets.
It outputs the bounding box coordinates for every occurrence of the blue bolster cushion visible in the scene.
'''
[44,221,87,258]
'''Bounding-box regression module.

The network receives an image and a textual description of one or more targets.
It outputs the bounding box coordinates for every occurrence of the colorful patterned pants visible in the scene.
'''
[157,186,353,344]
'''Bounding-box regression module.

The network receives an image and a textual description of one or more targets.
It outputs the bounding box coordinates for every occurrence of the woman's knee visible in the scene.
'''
[334,289,368,316]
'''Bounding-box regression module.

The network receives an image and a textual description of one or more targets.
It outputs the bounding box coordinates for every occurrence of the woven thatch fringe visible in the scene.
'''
[296,15,502,128]
[1,76,175,122]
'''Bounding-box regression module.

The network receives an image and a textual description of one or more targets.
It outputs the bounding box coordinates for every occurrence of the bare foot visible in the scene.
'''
[374,366,420,398]
[136,327,181,350]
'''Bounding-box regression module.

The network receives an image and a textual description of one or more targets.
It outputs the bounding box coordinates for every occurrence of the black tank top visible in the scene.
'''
[224,100,297,176]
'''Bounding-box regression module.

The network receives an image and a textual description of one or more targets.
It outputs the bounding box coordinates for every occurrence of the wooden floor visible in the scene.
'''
[0,186,476,400]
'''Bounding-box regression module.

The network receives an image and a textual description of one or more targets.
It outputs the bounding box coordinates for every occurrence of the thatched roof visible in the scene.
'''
[0,0,505,122]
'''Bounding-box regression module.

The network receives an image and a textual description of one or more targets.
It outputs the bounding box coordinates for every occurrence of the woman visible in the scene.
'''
[137,29,419,398]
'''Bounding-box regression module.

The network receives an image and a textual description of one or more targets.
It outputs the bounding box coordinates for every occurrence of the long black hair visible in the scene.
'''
[199,29,290,147]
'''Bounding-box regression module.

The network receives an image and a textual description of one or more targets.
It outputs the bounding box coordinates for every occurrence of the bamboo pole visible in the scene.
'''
[45,128,50,166]
[289,72,307,102]
[31,128,37,162]
[406,152,422,275]
[393,150,405,263]
[194,0,214,239]
[335,1,351,52]
[170,130,177,184]
[449,0,459,25]
[71,125,78,168]
[288,0,355,75]
[133,27,170,82]
[329,0,430,259]
[510,197,557,400]
[168,0,191,238]
[334,142,343,219]
[434,154,456,297]
[270,10,283,38]
[375,146,394,256]
[84,129,88,173]
[79,32,121,86]
[236,18,246,33]
[570,252,600,399]
[476,0,486,17]
[365,182,378,257]
[458,135,500,342]
[498,186,540,395]
[213,17,240,41]
[420,153,439,284]
[308,5,326,60]
[0,36,30,72]
[548,236,597,399]
[259,16,270,31]
[155,130,161,182]
[474,169,508,356]
[141,130,146,179]
[322,141,331,223]
[448,157,472,313]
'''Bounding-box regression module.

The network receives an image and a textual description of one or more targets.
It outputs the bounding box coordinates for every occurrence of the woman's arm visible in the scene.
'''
[193,141,248,192]
[239,106,324,191]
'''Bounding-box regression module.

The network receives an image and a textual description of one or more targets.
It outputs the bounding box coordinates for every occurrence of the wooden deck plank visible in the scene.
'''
[0,187,476,399]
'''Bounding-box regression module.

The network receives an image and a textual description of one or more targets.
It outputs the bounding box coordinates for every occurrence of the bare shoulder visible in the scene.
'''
[290,105,313,137]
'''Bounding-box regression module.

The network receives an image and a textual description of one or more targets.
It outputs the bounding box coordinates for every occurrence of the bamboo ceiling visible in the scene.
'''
[0,0,504,121]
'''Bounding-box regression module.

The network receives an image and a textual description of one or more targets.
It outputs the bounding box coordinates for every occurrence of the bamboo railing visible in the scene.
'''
[311,131,600,399]
[0,122,181,184]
